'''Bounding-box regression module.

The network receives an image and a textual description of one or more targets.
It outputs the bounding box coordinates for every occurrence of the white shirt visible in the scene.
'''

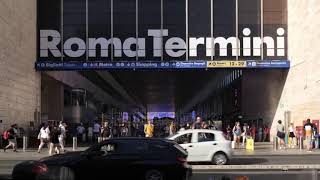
[289,126,294,133]
[59,124,66,137]
[88,127,93,136]
[40,127,50,139]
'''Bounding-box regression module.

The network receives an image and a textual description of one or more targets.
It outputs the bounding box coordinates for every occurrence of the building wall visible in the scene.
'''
[271,0,320,136]
[0,0,41,131]
[41,74,64,122]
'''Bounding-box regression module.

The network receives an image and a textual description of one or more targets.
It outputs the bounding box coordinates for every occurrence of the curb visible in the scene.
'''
[192,164,320,170]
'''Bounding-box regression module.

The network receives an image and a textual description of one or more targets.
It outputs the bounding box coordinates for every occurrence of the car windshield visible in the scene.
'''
[167,132,180,139]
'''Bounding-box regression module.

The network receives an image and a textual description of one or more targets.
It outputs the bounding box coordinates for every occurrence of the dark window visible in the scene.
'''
[113,0,136,61]
[163,0,186,61]
[116,140,148,154]
[198,132,215,142]
[63,0,87,61]
[174,133,192,144]
[38,0,61,61]
[88,0,112,61]
[213,0,236,60]
[138,0,161,61]
[263,0,287,59]
[238,0,261,60]
[148,142,168,153]
[188,0,211,60]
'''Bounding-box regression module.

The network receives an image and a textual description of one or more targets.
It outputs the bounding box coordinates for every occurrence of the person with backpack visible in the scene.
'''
[3,124,18,152]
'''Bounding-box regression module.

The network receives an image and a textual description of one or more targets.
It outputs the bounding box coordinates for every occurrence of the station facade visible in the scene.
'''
[0,0,319,137]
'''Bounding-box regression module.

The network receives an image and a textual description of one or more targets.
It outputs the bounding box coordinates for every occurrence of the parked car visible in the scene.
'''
[167,129,233,165]
[12,138,192,180]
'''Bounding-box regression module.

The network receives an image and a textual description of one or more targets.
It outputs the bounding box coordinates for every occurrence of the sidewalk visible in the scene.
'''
[0,147,88,161]
[234,142,320,156]
[0,142,319,160]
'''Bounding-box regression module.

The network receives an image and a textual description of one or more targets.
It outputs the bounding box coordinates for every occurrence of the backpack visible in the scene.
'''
[3,130,10,140]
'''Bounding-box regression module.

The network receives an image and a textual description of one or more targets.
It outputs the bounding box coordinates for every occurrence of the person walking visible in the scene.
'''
[50,126,61,155]
[242,123,249,147]
[58,122,66,153]
[276,120,286,149]
[304,119,314,152]
[37,123,51,154]
[233,122,242,148]
[288,123,296,148]
[144,120,154,138]
[3,124,18,152]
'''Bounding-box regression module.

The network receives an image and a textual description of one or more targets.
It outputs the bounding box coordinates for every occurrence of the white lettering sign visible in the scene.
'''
[40,28,286,58]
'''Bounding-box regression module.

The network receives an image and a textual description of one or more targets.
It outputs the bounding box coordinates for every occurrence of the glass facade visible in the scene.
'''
[38,0,288,61]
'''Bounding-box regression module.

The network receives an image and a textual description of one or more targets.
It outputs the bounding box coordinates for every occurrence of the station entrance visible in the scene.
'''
[41,68,288,140]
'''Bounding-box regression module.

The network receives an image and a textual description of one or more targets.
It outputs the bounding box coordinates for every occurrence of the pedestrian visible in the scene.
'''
[101,122,110,140]
[242,123,249,146]
[58,122,66,153]
[93,121,101,141]
[50,126,61,155]
[288,123,296,148]
[144,120,154,137]
[250,125,256,142]
[258,126,263,142]
[192,117,202,129]
[3,124,18,152]
[233,122,242,148]
[226,125,232,140]
[304,119,314,152]
[87,126,93,142]
[169,122,176,135]
[276,120,286,149]
[37,123,51,154]
[77,123,85,142]
[263,125,270,142]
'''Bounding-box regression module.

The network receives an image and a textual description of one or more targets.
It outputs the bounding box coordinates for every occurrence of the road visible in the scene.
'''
[0,155,320,179]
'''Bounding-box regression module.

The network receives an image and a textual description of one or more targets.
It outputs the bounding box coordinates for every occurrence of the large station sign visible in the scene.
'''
[37,0,289,70]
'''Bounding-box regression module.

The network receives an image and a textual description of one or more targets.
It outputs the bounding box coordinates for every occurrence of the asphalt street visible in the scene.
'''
[0,155,320,179]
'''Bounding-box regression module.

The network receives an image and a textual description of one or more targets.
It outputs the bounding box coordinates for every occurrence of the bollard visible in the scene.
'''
[22,136,28,152]
[72,137,77,151]
[273,137,278,150]
[299,136,304,150]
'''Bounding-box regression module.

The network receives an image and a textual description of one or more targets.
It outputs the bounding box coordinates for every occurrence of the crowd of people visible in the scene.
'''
[1,117,319,154]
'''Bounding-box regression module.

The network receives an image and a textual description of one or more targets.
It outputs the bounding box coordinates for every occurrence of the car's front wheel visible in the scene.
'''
[145,169,164,180]
[212,153,228,165]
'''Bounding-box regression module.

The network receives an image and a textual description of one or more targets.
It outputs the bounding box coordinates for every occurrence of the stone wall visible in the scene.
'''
[0,0,41,131]
[272,0,320,136]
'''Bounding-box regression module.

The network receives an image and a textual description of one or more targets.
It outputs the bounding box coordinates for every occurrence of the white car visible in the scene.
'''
[167,129,233,165]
